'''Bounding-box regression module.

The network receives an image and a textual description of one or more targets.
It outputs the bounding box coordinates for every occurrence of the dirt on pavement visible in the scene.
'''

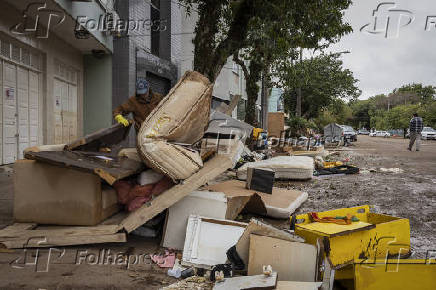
[0,135,434,289]
[275,135,436,258]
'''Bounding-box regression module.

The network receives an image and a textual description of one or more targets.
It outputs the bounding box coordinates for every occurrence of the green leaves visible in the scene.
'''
[276,53,361,120]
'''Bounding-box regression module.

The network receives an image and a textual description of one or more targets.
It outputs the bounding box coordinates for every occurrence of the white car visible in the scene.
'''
[421,127,436,140]
[370,131,391,137]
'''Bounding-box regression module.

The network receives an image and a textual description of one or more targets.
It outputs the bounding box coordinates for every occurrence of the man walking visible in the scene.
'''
[408,113,423,151]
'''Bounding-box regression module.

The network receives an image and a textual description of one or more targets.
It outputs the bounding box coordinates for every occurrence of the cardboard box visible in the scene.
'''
[14,160,120,226]
[268,112,285,138]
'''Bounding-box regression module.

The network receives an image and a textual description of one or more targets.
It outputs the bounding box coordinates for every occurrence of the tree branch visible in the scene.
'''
[233,53,249,78]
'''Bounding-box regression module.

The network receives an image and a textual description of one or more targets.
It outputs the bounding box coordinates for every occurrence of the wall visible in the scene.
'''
[0,1,84,145]
[84,54,112,134]
[54,0,114,52]
[268,87,284,113]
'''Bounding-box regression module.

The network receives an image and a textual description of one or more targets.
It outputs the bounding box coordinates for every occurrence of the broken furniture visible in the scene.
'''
[14,123,142,226]
[4,147,237,249]
[237,156,314,181]
[248,234,318,282]
[14,160,120,226]
[137,71,213,181]
[182,215,246,269]
[246,167,274,194]
[162,191,229,250]
[293,205,411,269]
[213,272,278,290]
[207,180,308,219]
[206,109,254,144]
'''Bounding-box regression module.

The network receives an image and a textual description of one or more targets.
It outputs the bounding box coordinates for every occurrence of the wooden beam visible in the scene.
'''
[1,233,126,249]
[120,152,235,233]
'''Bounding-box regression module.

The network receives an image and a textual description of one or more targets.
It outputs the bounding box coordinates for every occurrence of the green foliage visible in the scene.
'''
[180,0,353,125]
[277,53,361,119]
[286,116,317,137]
[347,83,436,130]
[313,99,353,131]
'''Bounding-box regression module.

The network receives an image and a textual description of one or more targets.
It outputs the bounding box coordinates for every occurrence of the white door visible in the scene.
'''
[17,67,29,159]
[67,84,77,141]
[29,71,39,147]
[53,79,63,144]
[2,62,17,164]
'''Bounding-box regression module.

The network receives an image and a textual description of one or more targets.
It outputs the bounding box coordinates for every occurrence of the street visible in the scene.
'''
[0,135,435,289]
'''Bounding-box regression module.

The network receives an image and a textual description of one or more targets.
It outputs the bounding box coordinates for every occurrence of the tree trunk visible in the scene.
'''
[296,48,303,117]
[245,60,262,126]
[193,0,255,82]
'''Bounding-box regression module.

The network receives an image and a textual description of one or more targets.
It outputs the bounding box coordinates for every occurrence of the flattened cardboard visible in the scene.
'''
[206,180,308,219]
[268,112,285,138]
[248,234,318,282]
[235,219,304,267]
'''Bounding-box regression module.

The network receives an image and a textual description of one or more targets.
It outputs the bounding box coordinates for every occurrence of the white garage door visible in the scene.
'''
[53,60,78,145]
[0,38,41,164]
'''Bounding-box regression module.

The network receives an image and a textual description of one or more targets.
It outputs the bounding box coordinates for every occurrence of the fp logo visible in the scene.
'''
[361,2,414,39]
[11,2,65,39]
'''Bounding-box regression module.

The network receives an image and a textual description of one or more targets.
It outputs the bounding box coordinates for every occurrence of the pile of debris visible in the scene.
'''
[2,71,434,290]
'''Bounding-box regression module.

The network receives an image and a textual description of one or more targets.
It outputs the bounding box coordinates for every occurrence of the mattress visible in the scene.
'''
[137,71,213,181]
[237,156,314,180]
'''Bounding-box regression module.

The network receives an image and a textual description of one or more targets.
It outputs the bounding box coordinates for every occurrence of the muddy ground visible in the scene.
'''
[0,135,434,289]
[275,135,436,258]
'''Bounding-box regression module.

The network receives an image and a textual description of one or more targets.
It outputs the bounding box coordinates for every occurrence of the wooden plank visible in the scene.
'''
[1,223,37,232]
[0,225,119,238]
[1,233,126,249]
[24,150,144,185]
[213,272,277,290]
[120,152,234,233]
[65,122,132,151]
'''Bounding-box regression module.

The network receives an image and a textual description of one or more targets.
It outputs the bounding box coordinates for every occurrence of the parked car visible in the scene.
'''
[339,125,358,142]
[370,131,391,138]
[358,128,370,135]
[421,127,436,140]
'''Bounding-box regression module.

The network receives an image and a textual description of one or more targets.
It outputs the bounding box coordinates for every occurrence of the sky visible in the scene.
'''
[326,0,436,100]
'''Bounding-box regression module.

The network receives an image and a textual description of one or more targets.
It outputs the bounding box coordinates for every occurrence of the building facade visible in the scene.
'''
[268,87,284,113]
[0,0,116,165]
[113,0,261,128]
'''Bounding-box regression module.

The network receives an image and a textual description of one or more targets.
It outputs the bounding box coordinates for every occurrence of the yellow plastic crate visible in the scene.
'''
[293,205,410,269]
[354,259,436,290]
